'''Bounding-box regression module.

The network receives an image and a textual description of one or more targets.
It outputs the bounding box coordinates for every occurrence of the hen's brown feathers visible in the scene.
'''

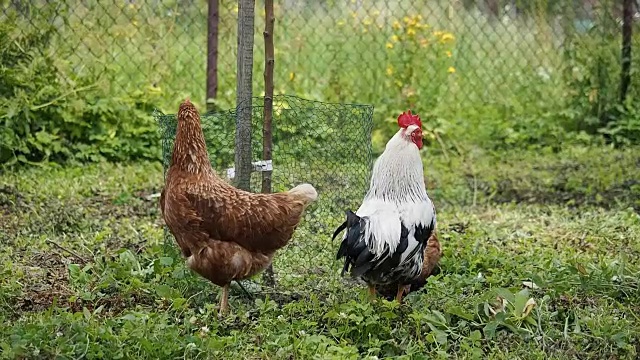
[161,99,317,288]
[413,231,442,288]
[164,172,312,254]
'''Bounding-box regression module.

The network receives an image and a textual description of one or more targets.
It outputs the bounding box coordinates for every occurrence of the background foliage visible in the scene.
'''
[1,0,639,167]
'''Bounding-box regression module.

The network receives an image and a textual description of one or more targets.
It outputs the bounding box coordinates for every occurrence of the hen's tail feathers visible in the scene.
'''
[287,183,318,205]
[334,211,372,277]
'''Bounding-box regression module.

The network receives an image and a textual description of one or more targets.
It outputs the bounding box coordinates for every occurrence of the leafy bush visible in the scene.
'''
[0,14,162,166]
[562,18,640,145]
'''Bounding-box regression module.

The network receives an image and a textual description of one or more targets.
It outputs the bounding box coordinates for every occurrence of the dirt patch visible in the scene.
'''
[479,171,640,212]
[70,292,155,315]
[89,188,162,221]
[3,186,163,241]
[15,251,76,314]
[13,250,154,317]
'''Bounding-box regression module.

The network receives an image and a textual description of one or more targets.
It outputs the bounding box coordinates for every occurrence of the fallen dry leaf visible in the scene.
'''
[522,298,536,317]
[489,296,507,316]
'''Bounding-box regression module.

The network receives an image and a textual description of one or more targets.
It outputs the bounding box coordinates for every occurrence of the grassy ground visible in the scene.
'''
[1,145,639,359]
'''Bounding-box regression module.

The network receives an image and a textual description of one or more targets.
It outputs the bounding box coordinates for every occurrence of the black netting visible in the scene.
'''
[155,95,374,294]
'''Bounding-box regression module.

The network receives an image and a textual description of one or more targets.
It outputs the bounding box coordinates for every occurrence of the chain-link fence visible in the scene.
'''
[155,95,374,293]
[3,0,637,118]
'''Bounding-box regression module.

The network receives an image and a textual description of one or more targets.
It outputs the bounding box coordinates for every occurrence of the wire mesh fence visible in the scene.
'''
[155,95,374,293]
[2,0,637,120]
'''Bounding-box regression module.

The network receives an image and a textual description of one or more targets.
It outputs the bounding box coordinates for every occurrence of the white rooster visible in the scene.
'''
[333,110,438,303]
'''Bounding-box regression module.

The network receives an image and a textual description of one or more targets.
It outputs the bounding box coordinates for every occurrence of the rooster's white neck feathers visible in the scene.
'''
[365,126,427,203]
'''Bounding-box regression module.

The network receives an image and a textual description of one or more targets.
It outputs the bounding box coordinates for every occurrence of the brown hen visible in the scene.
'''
[160,99,318,315]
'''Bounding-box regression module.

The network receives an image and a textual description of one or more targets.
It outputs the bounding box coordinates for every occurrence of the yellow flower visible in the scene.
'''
[391,35,399,42]
[403,16,410,24]
[392,21,401,30]
[386,66,394,76]
[386,42,394,49]
[445,50,452,58]
[289,72,295,81]
[447,66,456,73]
[433,30,443,37]
[363,17,372,26]
[407,28,416,36]
[441,33,455,42]
[337,20,345,27]
[372,10,381,16]
[419,38,428,47]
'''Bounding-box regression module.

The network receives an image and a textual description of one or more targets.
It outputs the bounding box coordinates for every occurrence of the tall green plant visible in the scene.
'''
[0,12,162,166]
[562,15,640,145]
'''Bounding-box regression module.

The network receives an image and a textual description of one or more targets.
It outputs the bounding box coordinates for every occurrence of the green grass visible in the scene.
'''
[1,145,639,359]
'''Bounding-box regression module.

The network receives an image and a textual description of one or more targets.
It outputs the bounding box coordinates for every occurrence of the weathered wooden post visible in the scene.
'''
[235,0,256,191]
[620,0,633,103]
[206,0,220,112]
[261,0,276,287]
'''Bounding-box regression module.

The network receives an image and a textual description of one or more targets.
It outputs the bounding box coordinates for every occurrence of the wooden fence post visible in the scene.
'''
[235,0,256,191]
[261,0,276,287]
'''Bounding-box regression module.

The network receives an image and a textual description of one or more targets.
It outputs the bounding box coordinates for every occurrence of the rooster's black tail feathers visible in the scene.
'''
[334,210,371,277]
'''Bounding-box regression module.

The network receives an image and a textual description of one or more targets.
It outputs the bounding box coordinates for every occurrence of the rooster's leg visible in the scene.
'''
[395,284,410,303]
[368,284,376,300]
[218,284,230,316]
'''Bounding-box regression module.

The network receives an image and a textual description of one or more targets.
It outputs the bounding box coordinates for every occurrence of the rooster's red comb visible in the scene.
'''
[397,110,422,129]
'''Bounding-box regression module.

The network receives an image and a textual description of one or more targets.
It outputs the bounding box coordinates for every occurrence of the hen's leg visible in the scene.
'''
[218,284,230,316]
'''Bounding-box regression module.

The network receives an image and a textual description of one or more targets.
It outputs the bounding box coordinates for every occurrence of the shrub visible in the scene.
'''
[0,13,162,167]
[562,16,640,146]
